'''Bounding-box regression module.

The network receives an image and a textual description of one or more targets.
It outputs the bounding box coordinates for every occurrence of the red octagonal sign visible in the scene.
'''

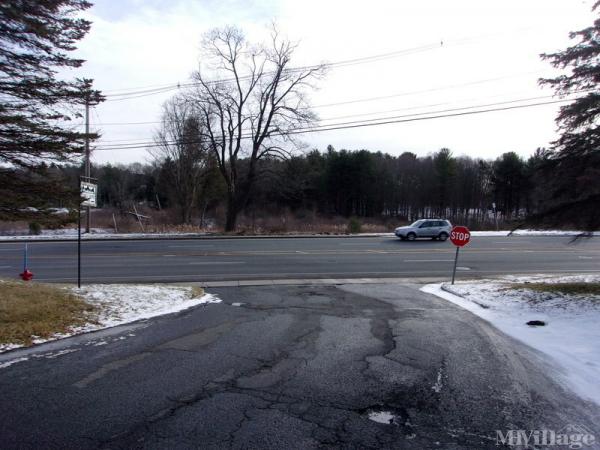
[450,226,471,247]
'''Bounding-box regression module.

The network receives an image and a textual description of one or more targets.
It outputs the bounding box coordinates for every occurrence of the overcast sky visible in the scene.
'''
[71,0,595,165]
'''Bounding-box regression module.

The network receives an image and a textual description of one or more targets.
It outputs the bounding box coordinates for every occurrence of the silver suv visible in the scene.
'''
[395,219,452,241]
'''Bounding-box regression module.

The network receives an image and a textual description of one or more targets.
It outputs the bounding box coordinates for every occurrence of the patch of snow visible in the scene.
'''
[471,230,598,237]
[42,228,110,236]
[0,343,23,353]
[48,208,70,215]
[72,284,221,330]
[231,302,244,307]
[43,348,79,359]
[0,230,209,241]
[0,357,28,368]
[30,349,79,359]
[422,274,600,405]
[432,367,444,393]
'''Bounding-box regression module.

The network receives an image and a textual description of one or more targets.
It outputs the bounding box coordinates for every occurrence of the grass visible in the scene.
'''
[191,286,205,298]
[0,280,96,347]
[511,282,600,296]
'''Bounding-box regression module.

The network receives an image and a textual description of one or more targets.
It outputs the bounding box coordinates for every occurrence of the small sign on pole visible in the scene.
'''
[450,225,471,285]
[80,181,97,207]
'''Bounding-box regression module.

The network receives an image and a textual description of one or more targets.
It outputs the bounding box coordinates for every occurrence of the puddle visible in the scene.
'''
[367,410,396,424]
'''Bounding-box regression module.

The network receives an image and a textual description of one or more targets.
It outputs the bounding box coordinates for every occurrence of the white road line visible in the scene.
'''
[188,261,246,265]
[578,256,594,259]
[168,244,214,248]
[0,265,12,269]
[162,254,177,257]
[404,259,454,262]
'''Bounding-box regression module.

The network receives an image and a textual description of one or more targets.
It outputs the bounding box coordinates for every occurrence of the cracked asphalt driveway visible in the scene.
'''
[1,283,599,449]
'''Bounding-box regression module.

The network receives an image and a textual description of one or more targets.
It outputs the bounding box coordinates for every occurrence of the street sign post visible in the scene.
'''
[78,178,98,288]
[450,225,471,285]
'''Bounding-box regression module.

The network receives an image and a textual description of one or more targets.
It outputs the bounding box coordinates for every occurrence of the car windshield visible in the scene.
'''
[410,220,424,227]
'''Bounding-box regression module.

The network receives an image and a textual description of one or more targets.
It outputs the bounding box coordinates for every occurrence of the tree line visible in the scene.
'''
[48,144,547,230]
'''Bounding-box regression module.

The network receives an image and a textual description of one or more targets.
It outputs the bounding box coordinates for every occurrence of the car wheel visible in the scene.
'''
[407,232,416,241]
[438,232,449,241]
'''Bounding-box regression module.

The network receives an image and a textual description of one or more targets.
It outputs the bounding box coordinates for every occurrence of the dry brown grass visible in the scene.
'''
[512,282,600,296]
[0,280,96,347]
[234,211,394,234]
[191,286,205,298]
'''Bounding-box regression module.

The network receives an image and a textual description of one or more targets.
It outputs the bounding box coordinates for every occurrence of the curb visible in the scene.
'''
[188,276,447,288]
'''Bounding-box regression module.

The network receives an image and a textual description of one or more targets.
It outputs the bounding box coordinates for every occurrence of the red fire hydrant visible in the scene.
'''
[19,243,33,281]
[20,269,33,281]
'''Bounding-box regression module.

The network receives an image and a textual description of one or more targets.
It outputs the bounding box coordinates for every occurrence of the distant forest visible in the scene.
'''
[38,144,551,232]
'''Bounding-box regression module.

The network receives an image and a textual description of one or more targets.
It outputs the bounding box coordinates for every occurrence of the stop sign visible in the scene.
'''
[450,226,471,247]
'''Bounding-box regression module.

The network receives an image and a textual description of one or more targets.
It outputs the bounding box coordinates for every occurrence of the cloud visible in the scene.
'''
[71,0,594,164]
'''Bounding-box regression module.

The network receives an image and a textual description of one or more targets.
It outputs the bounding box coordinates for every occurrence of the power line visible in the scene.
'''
[102,42,443,102]
[92,91,584,145]
[312,73,539,109]
[92,71,546,130]
[90,96,578,152]
[98,26,539,98]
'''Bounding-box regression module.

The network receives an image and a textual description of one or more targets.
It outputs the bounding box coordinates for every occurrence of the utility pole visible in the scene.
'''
[85,93,91,233]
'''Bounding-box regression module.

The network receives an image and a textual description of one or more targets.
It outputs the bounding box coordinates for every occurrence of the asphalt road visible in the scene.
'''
[0,235,599,283]
[1,283,598,449]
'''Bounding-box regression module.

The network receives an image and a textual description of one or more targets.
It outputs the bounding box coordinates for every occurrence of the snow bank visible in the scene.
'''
[0,230,209,241]
[0,284,221,354]
[0,229,597,241]
[422,275,600,405]
[74,284,220,328]
[471,230,598,237]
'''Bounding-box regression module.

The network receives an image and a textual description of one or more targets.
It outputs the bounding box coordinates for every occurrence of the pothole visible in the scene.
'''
[526,320,546,326]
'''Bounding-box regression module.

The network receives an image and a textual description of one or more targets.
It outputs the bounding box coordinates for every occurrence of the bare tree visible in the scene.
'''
[152,96,211,224]
[188,26,325,231]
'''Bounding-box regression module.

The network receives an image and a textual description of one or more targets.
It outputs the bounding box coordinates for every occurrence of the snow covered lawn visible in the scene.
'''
[422,275,600,405]
[0,284,220,353]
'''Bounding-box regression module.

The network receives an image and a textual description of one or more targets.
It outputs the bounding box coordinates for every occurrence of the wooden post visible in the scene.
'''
[133,204,145,232]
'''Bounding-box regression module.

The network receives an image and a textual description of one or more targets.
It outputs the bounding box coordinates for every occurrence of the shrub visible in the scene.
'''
[28,222,41,235]
[347,217,362,234]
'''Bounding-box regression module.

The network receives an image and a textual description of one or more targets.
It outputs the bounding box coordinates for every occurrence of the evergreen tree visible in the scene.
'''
[537,2,600,229]
[0,1,102,215]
